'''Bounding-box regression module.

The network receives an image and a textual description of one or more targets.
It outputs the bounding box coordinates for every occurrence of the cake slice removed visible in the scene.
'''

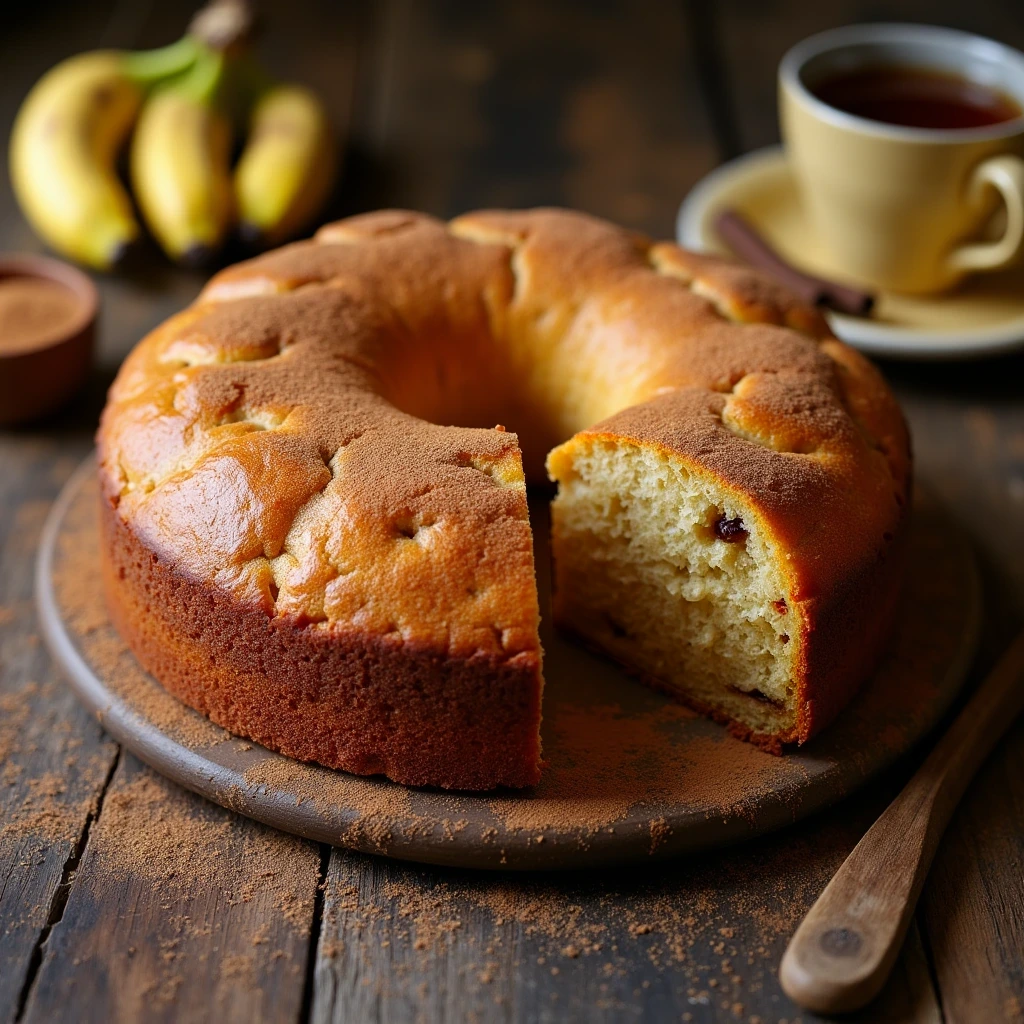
[546,433,802,746]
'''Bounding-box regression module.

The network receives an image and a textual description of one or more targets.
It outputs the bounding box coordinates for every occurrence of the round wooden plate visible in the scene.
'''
[38,459,981,870]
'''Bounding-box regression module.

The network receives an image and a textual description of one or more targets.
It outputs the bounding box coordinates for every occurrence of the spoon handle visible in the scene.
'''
[780,628,1024,1014]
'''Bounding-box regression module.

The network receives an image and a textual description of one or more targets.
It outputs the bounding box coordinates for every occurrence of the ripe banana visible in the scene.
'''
[8,39,199,270]
[130,49,234,266]
[10,2,333,270]
[234,83,336,247]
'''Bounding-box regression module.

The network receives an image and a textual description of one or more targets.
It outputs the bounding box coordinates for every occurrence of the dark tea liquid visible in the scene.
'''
[812,65,1022,129]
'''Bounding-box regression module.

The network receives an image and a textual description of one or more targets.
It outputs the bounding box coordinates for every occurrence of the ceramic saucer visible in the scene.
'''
[677,146,1024,360]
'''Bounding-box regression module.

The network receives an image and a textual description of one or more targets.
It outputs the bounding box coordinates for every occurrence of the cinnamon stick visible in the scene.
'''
[713,209,875,317]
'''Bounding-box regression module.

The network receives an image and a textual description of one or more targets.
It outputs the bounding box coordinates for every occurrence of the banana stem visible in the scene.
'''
[122,35,201,85]
[176,45,229,106]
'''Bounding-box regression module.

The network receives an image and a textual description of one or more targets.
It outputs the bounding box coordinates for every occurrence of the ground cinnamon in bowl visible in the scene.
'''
[0,254,97,426]
[0,276,85,354]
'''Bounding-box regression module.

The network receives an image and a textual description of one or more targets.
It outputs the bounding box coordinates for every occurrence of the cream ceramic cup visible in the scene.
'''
[780,24,1024,294]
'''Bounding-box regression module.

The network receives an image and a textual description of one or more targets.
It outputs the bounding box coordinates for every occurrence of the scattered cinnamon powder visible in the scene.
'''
[381,880,465,948]
[0,669,116,848]
[316,815,851,1015]
[649,816,671,853]
[486,700,790,840]
[0,493,123,860]
[0,276,84,353]
[55,760,320,1014]
[241,756,415,853]
[0,766,85,846]
[0,683,36,765]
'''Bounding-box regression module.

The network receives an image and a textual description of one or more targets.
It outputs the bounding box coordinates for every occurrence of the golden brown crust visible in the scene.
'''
[100,496,544,789]
[97,207,911,787]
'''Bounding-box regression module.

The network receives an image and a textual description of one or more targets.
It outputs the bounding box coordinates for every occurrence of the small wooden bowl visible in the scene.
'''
[0,254,98,427]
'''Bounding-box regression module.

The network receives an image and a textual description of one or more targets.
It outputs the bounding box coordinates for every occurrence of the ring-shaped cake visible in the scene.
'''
[97,209,910,790]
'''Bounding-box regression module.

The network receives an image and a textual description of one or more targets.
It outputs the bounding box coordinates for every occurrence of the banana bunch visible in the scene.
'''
[8,0,336,271]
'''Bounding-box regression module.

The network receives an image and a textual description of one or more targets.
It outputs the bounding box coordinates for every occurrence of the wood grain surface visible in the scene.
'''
[20,755,323,1024]
[1,1,1022,1022]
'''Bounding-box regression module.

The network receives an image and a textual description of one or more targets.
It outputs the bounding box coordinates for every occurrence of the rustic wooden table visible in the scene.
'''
[2,2,1023,1022]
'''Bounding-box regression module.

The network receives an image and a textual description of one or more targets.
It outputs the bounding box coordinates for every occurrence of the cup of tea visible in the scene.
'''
[780,24,1024,294]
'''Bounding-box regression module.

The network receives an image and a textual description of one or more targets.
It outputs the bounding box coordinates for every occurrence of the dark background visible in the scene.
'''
[1,2,1023,1022]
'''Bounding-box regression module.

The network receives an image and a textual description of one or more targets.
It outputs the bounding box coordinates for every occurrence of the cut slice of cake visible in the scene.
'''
[547,384,908,752]
[548,436,796,742]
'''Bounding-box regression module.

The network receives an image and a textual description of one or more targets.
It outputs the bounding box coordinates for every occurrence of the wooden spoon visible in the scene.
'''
[780,628,1024,1014]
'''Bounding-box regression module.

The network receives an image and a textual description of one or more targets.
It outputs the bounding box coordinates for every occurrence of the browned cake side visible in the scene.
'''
[97,208,910,789]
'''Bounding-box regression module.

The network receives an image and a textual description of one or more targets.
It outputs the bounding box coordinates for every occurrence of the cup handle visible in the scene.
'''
[948,154,1024,274]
